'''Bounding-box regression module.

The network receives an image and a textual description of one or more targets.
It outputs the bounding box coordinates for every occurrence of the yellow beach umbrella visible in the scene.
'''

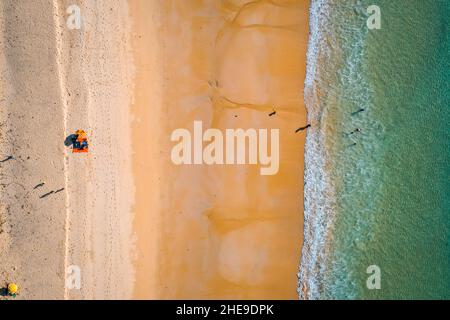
[8,283,18,295]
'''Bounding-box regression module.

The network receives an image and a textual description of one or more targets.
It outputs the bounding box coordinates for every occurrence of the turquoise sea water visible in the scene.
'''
[299,0,449,299]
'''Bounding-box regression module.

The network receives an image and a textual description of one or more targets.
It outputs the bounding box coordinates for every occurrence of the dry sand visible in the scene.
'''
[0,0,135,299]
[131,0,309,299]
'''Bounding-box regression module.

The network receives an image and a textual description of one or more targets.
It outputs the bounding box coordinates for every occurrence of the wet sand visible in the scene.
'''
[131,0,309,299]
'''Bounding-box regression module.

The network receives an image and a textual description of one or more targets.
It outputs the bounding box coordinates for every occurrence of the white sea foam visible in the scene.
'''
[299,0,376,299]
[298,0,337,300]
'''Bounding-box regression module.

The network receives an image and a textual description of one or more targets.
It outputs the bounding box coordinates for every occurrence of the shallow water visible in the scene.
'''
[300,0,449,299]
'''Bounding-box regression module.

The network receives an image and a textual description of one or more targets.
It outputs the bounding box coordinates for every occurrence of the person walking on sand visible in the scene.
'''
[295,124,311,133]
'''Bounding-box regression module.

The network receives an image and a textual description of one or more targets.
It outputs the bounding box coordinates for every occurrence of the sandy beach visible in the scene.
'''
[131,0,309,299]
[0,0,308,300]
[0,0,135,299]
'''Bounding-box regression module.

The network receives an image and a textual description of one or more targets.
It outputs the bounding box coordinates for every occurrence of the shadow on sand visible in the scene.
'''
[0,287,9,297]
[64,134,77,147]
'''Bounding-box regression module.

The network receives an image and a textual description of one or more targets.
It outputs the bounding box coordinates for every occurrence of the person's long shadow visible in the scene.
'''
[64,134,77,147]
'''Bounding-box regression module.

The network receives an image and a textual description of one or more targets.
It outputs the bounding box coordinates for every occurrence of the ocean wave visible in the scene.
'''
[298,0,337,300]
[298,0,372,299]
